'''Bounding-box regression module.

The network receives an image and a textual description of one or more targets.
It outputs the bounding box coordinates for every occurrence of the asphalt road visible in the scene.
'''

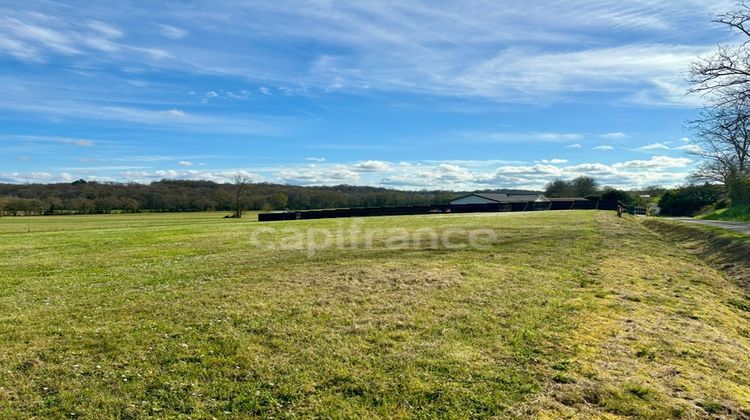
[669,218,750,235]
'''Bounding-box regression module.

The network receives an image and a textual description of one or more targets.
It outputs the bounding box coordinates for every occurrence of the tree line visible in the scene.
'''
[0,179,464,216]
[3,173,677,217]
[543,176,663,207]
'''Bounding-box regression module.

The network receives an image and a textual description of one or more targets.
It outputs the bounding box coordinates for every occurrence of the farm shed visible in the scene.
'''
[449,193,549,205]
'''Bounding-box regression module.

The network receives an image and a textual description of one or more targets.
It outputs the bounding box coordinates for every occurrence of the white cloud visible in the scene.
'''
[674,144,703,153]
[535,133,582,141]
[435,163,474,181]
[178,161,194,167]
[278,167,360,185]
[594,145,614,151]
[119,169,264,184]
[456,44,704,104]
[259,86,272,95]
[380,163,474,187]
[352,160,390,172]
[0,171,54,183]
[3,153,698,190]
[460,131,582,143]
[637,142,670,151]
[0,16,80,57]
[226,90,250,100]
[600,132,627,139]
[305,157,326,162]
[537,159,568,164]
[494,164,563,176]
[162,109,186,118]
[197,90,250,103]
[565,163,613,174]
[565,143,582,149]
[612,155,691,169]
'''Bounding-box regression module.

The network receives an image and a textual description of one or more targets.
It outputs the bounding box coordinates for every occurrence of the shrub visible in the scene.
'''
[600,188,637,205]
[658,184,722,216]
[728,176,750,206]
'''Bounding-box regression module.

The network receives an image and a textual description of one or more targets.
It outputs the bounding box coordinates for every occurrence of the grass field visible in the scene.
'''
[1,211,749,417]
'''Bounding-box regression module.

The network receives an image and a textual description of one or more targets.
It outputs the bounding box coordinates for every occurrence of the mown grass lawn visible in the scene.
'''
[0,211,748,418]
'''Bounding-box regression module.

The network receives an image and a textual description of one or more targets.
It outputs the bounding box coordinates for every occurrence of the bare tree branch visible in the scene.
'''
[688,1,750,105]
[687,102,750,186]
[232,174,252,218]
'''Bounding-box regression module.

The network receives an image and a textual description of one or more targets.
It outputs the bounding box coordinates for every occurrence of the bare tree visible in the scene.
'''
[687,103,750,185]
[232,174,252,218]
[688,1,750,105]
[688,2,750,204]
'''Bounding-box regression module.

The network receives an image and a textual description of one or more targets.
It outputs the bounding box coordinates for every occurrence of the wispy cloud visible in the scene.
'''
[0,2,724,105]
[62,138,95,147]
[637,142,671,151]
[600,132,627,139]
[157,24,188,40]
[0,93,292,135]
[87,20,123,39]
[674,144,702,153]
[458,131,583,143]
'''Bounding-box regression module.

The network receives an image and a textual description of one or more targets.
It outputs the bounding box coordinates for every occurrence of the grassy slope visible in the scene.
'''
[643,218,750,290]
[0,211,748,417]
[699,205,750,222]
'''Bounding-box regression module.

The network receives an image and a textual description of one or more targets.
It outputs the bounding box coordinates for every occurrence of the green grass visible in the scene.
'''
[700,204,750,222]
[0,211,749,417]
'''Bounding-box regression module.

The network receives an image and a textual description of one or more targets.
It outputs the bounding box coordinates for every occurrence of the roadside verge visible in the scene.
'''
[643,219,750,291]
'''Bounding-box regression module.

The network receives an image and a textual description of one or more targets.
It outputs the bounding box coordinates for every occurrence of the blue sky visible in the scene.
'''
[0,0,738,190]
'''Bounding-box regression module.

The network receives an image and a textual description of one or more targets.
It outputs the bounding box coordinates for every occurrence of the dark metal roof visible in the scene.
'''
[473,193,510,202]
[452,193,547,203]
[546,197,589,202]
[505,194,545,202]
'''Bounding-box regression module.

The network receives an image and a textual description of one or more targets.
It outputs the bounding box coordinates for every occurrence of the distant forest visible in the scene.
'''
[0,179,538,216]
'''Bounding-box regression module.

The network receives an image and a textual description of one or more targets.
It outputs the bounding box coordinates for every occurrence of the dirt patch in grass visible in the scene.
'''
[293,264,464,290]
